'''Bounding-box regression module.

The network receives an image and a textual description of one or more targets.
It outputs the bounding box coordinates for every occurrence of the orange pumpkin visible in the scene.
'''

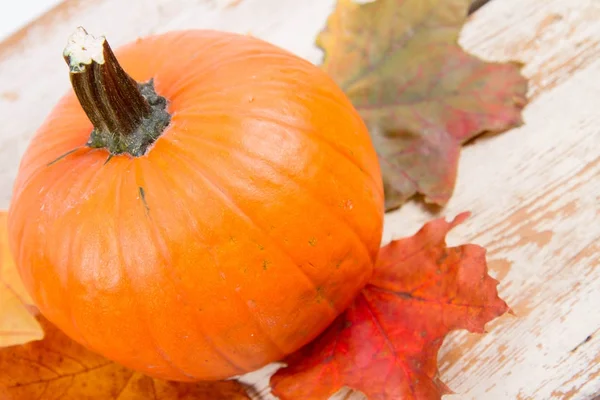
[7,28,384,381]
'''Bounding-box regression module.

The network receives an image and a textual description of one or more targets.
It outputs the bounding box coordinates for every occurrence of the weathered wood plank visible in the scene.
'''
[386,1,600,399]
[0,0,599,399]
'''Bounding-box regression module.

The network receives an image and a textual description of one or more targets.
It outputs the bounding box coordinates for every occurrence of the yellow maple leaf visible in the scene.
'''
[0,210,44,347]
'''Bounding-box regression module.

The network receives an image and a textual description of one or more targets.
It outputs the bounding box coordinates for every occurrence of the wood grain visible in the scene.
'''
[0,0,599,399]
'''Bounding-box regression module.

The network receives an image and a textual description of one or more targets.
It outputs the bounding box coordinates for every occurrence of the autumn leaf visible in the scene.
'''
[0,210,44,347]
[0,316,252,399]
[270,212,510,399]
[317,0,528,211]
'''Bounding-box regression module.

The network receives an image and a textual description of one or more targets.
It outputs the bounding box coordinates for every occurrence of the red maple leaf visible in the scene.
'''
[270,212,509,399]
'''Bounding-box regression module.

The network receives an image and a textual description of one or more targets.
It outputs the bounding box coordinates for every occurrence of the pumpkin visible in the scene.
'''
[7,27,384,381]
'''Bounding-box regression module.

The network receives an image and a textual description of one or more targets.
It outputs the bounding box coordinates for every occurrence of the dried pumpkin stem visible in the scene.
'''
[63,27,150,136]
[62,27,170,157]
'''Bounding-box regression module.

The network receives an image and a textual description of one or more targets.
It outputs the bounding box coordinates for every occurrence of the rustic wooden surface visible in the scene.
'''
[0,0,599,399]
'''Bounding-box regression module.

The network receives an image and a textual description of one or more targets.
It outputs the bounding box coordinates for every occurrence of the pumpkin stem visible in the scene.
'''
[63,27,171,157]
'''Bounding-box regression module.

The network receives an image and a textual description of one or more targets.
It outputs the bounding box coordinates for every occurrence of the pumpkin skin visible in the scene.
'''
[7,30,384,381]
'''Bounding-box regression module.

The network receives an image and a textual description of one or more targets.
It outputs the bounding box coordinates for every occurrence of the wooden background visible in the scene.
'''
[0,0,599,399]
